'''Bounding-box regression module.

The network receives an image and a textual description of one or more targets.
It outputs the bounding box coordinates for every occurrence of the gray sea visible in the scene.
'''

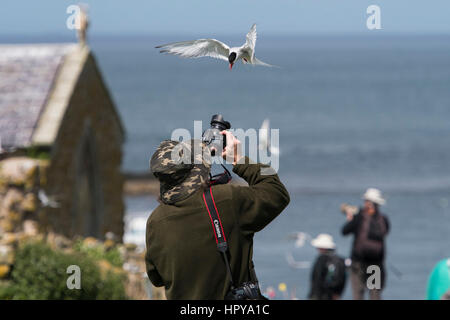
[91,34,448,299]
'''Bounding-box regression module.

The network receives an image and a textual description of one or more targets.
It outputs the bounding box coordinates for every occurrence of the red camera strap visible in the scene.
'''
[202,187,235,287]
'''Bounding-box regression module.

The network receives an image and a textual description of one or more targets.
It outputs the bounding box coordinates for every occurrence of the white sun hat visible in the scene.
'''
[362,188,386,206]
[311,234,336,250]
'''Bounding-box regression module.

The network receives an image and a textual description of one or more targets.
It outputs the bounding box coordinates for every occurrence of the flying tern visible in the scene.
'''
[156,24,274,70]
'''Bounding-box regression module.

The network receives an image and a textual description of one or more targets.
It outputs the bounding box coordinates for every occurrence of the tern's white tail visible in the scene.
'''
[253,57,278,68]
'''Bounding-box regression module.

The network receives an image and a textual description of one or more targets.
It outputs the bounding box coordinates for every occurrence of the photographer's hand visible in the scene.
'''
[346,212,354,221]
[221,131,243,165]
[341,203,357,221]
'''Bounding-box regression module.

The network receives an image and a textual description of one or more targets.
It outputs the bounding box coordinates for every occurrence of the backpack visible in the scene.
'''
[323,254,347,292]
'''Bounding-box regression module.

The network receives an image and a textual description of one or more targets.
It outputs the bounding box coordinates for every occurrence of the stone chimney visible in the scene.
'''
[77,4,89,46]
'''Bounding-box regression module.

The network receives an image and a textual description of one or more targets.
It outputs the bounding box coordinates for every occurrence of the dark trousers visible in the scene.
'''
[350,261,385,300]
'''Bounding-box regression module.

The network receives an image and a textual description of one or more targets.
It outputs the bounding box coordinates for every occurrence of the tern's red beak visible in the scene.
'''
[229,63,234,70]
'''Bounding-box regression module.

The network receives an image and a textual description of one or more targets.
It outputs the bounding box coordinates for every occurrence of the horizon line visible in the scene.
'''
[0,32,449,44]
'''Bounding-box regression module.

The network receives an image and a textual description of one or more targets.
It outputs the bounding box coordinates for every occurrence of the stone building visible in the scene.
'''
[0,43,125,240]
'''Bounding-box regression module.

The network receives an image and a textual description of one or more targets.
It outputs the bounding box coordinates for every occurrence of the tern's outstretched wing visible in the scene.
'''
[245,23,257,55]
[242,24,276,67]
[156,39,230,61]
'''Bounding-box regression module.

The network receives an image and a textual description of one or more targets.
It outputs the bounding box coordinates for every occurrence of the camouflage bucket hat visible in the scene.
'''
[150,139,212,204]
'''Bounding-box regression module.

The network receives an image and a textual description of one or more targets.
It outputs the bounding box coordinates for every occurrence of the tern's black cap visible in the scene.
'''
[228,52,237,63]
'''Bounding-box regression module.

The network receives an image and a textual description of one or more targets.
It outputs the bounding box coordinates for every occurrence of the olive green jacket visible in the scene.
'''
[145,157,290,299]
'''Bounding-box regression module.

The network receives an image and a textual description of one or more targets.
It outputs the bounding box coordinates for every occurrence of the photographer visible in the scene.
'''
[341,188,390,300]
[145,130,290,300]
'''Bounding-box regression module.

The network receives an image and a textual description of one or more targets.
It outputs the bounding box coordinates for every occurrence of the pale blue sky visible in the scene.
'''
[1,0,449,36]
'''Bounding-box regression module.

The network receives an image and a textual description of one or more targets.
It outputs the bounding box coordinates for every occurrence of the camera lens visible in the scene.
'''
[210,114,231,131]
[202,115,231,155]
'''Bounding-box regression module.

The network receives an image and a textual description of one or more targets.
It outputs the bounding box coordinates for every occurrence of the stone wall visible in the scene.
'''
[0,157,49,278]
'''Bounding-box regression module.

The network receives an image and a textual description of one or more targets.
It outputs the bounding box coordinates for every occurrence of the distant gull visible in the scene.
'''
[285,232,312,269]
[259,119,280,156]
[38,189,60,208]
[156,24,274,70]
[287,231,312,248]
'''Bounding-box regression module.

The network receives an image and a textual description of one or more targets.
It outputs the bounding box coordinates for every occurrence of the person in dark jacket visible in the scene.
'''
[145,131,290,299]
[308,234,346,300]
[341,188,390,300]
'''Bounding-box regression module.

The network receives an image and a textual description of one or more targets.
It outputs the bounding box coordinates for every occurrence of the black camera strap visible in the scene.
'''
[209,164,232,186]
[202,187,235,288]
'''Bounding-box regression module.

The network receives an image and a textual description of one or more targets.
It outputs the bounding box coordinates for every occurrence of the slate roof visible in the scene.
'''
[0,44,77,149]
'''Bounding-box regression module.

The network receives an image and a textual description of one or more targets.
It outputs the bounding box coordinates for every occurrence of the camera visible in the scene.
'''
[202,114,231,156]
[225,282,262,300]
[340,203,359,216]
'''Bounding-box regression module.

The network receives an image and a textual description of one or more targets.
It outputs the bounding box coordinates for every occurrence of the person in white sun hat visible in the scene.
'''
[341,188,390,300]
[308,234,347,300]
[363,188,386,206]
[311,234,336,250]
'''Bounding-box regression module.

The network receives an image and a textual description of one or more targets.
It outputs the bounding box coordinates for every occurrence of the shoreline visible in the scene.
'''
[123,172,160,196]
